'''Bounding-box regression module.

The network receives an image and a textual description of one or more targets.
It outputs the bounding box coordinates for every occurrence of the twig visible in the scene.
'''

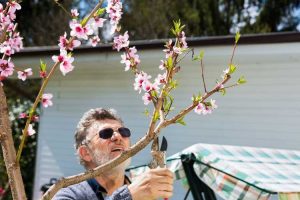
[162,75,231,128]
[53,0,73,18]
[200,57,207,93]
[176,48,194,64]
[229,42,237,65]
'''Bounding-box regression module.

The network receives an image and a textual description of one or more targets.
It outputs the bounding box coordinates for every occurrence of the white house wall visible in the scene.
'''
[13,41,300,199]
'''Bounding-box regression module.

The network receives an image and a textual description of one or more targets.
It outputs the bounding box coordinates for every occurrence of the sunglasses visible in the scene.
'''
[99,127,131,139]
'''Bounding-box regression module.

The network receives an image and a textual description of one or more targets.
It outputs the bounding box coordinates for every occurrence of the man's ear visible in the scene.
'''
[78,145,93,163]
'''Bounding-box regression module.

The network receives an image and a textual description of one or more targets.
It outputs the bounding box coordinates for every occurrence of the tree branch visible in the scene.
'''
[42,132,156,200]
[0,86,26,200]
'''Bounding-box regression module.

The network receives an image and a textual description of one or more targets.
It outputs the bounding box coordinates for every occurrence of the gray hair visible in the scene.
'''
[74,108,123,167]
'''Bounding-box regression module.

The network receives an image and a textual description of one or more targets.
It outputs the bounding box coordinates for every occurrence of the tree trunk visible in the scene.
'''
[0,86,27,200]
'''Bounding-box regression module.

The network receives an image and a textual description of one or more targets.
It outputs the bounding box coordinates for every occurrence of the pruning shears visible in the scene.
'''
[149,136,169,200]
[149,136,168,168]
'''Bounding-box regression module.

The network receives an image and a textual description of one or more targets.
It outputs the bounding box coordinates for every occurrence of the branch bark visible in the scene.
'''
[0,86,26,200]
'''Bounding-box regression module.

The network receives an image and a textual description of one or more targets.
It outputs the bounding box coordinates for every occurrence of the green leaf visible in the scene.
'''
[237,76,247,84]
[199,50,204,59]
[192,94,196,102]
[192,93,202,102]
[167,57,173,70]
[29,108,35,116]
[164,95,174,112]
[171,19,185,36]
[143,109,149,116]
[176,117,186,126]
[193,50,204,61]
[219,88,226,95]
[192,56,200,61]
[171,28,177,36]
[229,64,236,74]
[153,111,160,121]
[40,59,47,72]
[81,17,88,26]
[235,31,241,44]
[169,80,178,89]
[96,8,106,16]
[150,90,158,98]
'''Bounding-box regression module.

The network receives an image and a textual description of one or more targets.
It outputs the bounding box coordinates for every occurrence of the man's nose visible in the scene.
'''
[111,131,122,141]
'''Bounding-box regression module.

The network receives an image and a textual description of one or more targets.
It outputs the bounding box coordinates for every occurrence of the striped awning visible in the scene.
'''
[128,143,300,200]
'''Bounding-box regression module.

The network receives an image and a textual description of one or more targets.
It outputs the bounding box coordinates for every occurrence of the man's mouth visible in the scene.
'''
[111,147,124,152]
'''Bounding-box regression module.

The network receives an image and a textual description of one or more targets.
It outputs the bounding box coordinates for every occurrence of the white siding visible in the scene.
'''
[14,42,300,199]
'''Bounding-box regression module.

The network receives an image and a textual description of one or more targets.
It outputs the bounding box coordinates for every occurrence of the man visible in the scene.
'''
[53,108,174,200]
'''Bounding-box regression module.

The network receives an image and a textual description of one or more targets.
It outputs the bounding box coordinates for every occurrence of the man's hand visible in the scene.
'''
[128,168,174,200]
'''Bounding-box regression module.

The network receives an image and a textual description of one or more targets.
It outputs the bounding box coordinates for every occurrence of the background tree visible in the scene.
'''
[15,0,73,46]
[119,0,300,40]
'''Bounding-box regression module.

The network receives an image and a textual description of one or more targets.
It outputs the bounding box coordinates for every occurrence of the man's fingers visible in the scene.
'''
[150,168,174,178]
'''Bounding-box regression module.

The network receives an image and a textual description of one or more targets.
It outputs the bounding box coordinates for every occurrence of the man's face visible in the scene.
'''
[85,119,131,169]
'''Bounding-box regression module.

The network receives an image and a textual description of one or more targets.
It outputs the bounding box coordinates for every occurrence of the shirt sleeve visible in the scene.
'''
[105,185,132,200]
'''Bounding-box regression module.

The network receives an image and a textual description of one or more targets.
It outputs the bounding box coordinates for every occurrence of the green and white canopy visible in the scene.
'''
[128,143,300,200]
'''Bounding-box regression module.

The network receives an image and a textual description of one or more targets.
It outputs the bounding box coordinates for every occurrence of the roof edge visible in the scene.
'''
[15,31,300,57]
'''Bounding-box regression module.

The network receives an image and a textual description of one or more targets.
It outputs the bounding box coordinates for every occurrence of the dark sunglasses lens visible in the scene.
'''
[99,128,114,139]
[118,127,131,137]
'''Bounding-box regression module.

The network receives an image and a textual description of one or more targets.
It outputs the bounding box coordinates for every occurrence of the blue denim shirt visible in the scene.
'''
[52,178,132,200]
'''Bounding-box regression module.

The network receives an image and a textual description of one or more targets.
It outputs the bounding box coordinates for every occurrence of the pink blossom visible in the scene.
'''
[52,50,75,75]
[19,112,27,119]
[7,9,16,21]
[221,68,230,79]
[194,102,205,115]
[90,17,106,29]
[10,32,23,52]
[58,32,81,51]
[17,68,32,81]
[71,9,79,18]
[0,186,5,196]
[27,124,36,136]
[180,31,188,49]
[0,45,12,56]
[41,93,53,108]
[120,54,131,71]
[120,46,140,71]
[0,59,14,77]
[6,23,15,32]
[60,57,74,76]
[173,47,183,54]
[142,93,152,105]
[89,35,100,47]
[210,99,218,109]
[8,1,21,13]
[31,115,39,122]
[70,20,93,40]
[0,76,5,86]
[216,83,224,90]
[106,0,123,33]
[155,72,167,85]
[202,106,212,115]
[40,71,47,78]
[163,39,173,58]
[0,13,11,27]
[158,60,166,70]
[113,31,129,51]
[134,71,151,93]
[142,80,160,93]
